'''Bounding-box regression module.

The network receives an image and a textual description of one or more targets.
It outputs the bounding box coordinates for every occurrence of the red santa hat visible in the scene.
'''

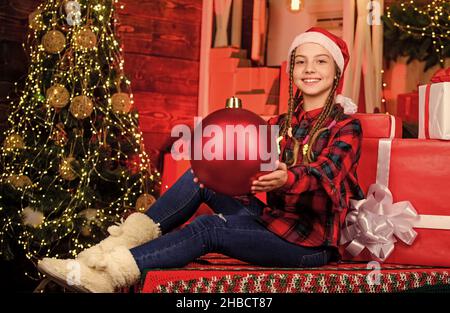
[286,27,357,114]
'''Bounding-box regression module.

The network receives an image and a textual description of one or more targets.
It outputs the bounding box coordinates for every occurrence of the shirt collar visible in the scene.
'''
[294,103,343,125]
[294,105,324,124]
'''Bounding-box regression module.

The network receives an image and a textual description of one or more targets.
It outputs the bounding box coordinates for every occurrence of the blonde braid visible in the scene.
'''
[280,48,297,138]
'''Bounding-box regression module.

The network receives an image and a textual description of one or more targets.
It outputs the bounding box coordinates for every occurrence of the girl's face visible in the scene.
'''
[293,43,336,98]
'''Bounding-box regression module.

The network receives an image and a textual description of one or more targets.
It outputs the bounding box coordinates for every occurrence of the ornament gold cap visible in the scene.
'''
[225,96,242,109]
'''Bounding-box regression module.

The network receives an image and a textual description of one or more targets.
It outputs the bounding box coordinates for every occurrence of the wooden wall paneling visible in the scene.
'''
[124,54,199,95]
[119,0,202,24]
[135,91,197,133]
[0,0,39,43]
[0,12,28,43]
[0,41,29,82]
[118,0,202,172]
[117,14,200,60]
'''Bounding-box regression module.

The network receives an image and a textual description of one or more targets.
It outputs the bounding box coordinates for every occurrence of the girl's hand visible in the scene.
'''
[190,169,204,188]
[251,160,288,193]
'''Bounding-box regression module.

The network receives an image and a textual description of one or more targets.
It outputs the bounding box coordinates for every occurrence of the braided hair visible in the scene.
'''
[281,48,343,165]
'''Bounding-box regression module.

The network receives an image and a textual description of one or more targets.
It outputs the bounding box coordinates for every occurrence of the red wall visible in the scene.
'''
[117,0,202,170]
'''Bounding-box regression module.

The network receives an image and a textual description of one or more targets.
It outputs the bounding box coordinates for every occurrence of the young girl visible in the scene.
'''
[38,27,365,293]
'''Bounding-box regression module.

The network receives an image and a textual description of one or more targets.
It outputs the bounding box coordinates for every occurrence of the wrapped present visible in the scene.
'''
[418,67,450,140]
[353,113,402,138]
[397,91,418,124]
[340,137,450,267]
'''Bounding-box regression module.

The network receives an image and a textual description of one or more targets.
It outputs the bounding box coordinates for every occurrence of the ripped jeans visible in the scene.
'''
[129,169,332,271]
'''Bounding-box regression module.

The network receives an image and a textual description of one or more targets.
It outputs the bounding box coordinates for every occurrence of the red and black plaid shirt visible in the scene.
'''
[256,104,365,250]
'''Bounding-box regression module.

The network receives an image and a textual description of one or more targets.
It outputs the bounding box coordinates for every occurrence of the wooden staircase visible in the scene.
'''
[209,47,281,120]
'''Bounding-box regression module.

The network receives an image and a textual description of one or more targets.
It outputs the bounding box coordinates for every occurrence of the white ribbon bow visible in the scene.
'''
[340,183,419,261]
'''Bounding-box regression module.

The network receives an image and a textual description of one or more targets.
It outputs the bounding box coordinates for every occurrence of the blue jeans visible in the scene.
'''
[130,169,332,271]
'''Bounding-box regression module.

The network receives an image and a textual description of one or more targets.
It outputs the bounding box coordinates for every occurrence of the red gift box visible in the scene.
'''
[353,113,402,138]
[340,138,450,267]
[397,92,419,124]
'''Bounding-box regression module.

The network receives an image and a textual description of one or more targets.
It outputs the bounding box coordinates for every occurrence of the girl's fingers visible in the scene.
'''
[199,183,204,189]
[278,161,287,171]
[251,185,273,192]
[252,180,274,187]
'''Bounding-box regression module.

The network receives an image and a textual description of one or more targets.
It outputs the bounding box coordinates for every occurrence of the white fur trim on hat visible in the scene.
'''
[335,94,358,115]
[286,31,344,74]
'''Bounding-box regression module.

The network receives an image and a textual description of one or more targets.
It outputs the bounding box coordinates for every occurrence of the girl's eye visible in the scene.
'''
[295,60,304,64]
[318,60,327,64]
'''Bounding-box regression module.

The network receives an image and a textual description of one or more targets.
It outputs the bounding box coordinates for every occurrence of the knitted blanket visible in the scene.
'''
[138,254,450,293]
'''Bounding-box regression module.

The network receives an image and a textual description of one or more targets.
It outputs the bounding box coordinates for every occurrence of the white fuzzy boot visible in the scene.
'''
[77,212,161,267]
[37,246,140,293]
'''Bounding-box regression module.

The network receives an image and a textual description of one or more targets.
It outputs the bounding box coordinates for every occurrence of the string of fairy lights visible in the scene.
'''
[0,0,161,267]
[380,0,449,112]
[385,0,449,66]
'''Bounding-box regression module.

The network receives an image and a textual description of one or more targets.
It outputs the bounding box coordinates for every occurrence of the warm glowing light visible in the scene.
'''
[288,0,304,12]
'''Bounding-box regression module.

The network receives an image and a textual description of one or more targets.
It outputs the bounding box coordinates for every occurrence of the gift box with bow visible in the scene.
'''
[339,133,450,266]
[418,67,450,140]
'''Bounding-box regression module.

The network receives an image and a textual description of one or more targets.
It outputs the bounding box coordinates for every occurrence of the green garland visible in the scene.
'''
[382,0,450,71]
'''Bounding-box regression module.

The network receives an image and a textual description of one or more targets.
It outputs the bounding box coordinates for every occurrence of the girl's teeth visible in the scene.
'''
[304,79,320,82]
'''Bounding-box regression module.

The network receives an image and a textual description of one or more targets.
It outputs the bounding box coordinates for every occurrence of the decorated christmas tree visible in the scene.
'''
[0,0,161,265]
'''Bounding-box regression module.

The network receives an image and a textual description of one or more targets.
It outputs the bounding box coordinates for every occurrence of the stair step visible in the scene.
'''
[237,59,252,67]
[235,67,280,95]
[210,47,248,59]
[211,58,241,72]
[235,93,279,115]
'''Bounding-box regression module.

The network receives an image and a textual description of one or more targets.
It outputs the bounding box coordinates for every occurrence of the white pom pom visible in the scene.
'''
[335,94,358,115]
[107,225,123,236]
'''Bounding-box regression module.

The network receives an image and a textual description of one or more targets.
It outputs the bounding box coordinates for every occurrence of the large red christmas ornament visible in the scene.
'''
[190,97,278,196]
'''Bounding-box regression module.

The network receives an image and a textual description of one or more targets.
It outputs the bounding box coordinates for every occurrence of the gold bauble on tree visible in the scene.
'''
[69,95,94,119]
[59,156,78,181]
[6,175,33,189]
[3,134,25,151]
[81,227,92,237]
[42,30,66,54]
[135,193,156,212]
[111,92,132,114]
[73,26,97,50]
[46,84,70,108]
